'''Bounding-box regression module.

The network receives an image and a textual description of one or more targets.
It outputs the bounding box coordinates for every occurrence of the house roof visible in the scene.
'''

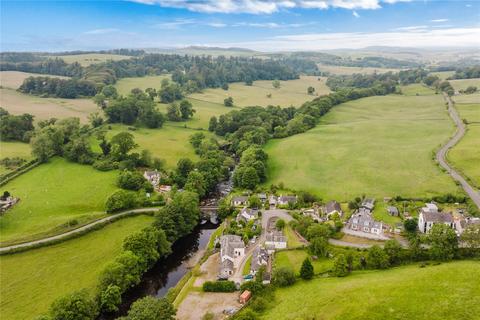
[325,200,342,214]
[220,235,245,259]
[257,193,267,199]
[251,247,269,272]
[387,206,399,214]
[350,213,382,229]
[422,211,453,223]
[266,230,287,243]
[144,171,159,178]
[232,196,248,202]
[279,195,297,203]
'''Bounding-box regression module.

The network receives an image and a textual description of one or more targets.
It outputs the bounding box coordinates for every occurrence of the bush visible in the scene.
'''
[202,280,236,292]
[93,159,117,171]
[49,290,98,320]
[105,190,139,213]
[250,297,267,312]
[273,267,296,287]
[299,258,314,280]
[367,245,390,269]
[118,170,149,191]
[332,254,349,277]
[120,296,175,320]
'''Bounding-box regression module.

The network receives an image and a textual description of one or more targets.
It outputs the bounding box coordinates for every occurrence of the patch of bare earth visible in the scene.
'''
[194,252,220,287]
[176,292,241,320]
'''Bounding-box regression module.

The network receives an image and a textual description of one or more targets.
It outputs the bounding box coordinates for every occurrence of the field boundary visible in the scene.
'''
[0,159,40,187]
[0,208,158,255]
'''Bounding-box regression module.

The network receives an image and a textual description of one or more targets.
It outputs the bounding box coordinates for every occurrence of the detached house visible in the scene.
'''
[265,230,287,251]
[237,207,258,223]
[250,247,269,274]
[360,198,375,212]
[418,211,454,233]
[144,170,160,188]
[278,195,297,206]
[219,235,245,278]
[232,196,248,207]
[257,193,267,203]
[268,195,278,208]
[322,200,343,218]
[347,212,383,235]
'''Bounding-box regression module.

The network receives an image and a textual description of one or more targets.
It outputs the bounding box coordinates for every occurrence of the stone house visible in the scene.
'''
[143,170,160,188]
[321,200,343,218]
[219,235,246,278]
[278,195,297,206]
[232,196,248,207]
[418,211,454,233]
[237,207,258,223]
[347,212,383,235]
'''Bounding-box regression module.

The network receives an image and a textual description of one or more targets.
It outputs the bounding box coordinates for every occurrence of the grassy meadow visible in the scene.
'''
[264,89,459,201]
[317,64,400,75]
[114,74,171,96]
[261,261,480,320]
[0,141,33,175]
[450,78,480,91]
[93,124,201,169]
[189,76,331,108]
[0,215,153,320]
[54,53,131,66]
[400,83,437,96]
[430,70,455,80]
[0,158,118,245]
[448,94,480,188]
[275,250,333,275]
[0,71,69,89]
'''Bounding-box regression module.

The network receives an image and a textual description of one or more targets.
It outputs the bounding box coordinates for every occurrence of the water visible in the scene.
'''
[102,222,218,319]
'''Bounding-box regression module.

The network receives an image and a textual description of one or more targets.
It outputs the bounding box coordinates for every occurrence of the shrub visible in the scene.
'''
[300,258,314,280]
[273,267,296,287]
[49,290,98,320]
[105,190,139,213]
[121,296,175,320]
[332,254,349,277]
[93,159,117,171]
[118,170,149,191]
[202,281,236,292]
[250,297,267,312]
[367,245,390,269]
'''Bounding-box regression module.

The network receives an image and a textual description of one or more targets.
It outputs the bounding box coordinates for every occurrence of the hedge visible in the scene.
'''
[202,280,236,292]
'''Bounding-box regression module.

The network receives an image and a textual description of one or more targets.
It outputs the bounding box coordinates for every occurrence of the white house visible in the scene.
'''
[278,195,297,206]
[418,211,454,233]
[346,212,383,235]
[250,247,269,274]
[219,235,245,278]
[237,207,258,223]
[143,170,160,188]
[265,230,287,251]
[232,196,248,207]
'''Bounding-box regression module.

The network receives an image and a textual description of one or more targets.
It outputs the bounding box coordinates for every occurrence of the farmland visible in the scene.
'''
[92,124,202,169]
[261,261,480,320]
[448,94,480,188]
[264,90,459,201]
[317,64,400,75]
[189,76,331,108]
[114,74,171,95]
[0,71,69,89]
[0,214,153,320]
[0,141,32,175]
[0,158,118,245]
[450,78,480,91]
[54,53,131,66]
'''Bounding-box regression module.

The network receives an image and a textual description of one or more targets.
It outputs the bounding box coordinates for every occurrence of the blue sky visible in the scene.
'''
[1,0,479,52]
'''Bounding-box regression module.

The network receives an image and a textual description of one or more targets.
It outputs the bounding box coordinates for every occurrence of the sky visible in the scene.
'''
[1,0,479,52]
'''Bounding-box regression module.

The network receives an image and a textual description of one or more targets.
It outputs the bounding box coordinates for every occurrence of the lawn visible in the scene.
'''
[261,261,480,320]
[0,141,33,175]
[372,202,402,225]
[93,124,201,169]
[0,88,99,123]
[448,97,480,188]
[0,214,153,320]
[284,224,304,249]
[0,158,118,245]
[275,249,333,275]
[264,93,459,201]
[189,76,331,108]
[114,74,171,96]
[54,53,131,66]
[0,71,69,89]
[450,78,480,91]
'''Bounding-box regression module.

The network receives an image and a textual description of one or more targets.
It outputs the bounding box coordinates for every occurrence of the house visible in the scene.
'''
[257,193,267,203]
[418,211,454,233]
[265,230,287,250]
[237,207,258,223]
[0,196,19,213]
[421,203,439,214]
[239,290,251,304]
[219,235,245,278]
[303,208,321,222]
[278,195,297,206]
[250,247,269,274]
[360,198,375,212]
[346,212,383,235]
[158,185,172,193]
[454,217,480,235]
[387,206,399,216]
[232,196,248,207]
[322,200,343,218]
[143,170,160,187]
[268,195,278,208]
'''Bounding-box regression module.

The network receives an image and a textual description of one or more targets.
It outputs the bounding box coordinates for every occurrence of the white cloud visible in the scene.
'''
[430,19,449,23]
[353,11,360,18]
[214,27,480,51]
[152,18,196,29]
[128,0,412,14]
[83,28,119,34]
[207,22,228,27]
[392,25,428,32]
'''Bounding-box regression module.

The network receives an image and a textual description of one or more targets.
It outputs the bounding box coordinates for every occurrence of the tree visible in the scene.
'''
[404,218,418,233]
[208,116,218,132]
[118,171,149,191]
[275,219,286,231]
[110,132,137,160]
[306,224,331,240]
[272,80,280,89]
[120,296,175,320]
[461,224,480,249]
[179,100,195,120]
[224,97,234,107]
[49,290,98,320]
[273,267,296,287]
[248,195,262,209]
[166,103,182,121]
[99,285,122,313]
[88,112,103,128]
[307,86,315,95]
[184,171,206,198]
[300,258,314,280]
[239,166,259,189]
[0,113,35,142]
[332,254,349,277]
[428,224,458,261]
[105,190,138,213]
[383,239,402,265]
[367,245,389,269]
[309,236,328,257]
[63,137,94,164]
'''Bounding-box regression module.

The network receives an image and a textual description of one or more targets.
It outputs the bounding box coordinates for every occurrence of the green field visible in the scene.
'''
[275,250,333,275]
[450,78,480,91]
[0,215,153,320]
[262,261,480,320]
[0,88,99,123]
[448,96,480,188]
[400,83,436,96]
[54,53,131,66]
[317,64,400,75]
[94,124,201,169]
[0,158,118,245]
[430,71,455,80]
[0,141,33,175]
[189,76,331,108]
[372,201,402,225]
[114,74,171,96]
[0,71,69,89]
[264,92,459,201]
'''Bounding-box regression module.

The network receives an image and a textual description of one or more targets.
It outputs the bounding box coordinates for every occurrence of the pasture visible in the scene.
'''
[400,83,436,96]
[94,124,201,169]
[0,88,99,123]
[448,98,480,188]
[264,92,459,201]
[450,78,480,91]
[0,215,153,320]
[430,70,455,80]
[54,53,131,66]
[0,158,118,245]
[0,71,69,89]
[114,74,171,96]
[317,64,399,75]
[0,141,32,175]
[189,76,331,108]
[261,261,480,320]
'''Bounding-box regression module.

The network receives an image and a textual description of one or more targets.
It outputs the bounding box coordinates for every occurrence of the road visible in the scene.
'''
[436,94,480,209]
[231,209,293,284]
[0,208,159,253]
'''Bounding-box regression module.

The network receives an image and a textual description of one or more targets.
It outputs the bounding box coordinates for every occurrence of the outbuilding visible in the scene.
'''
[239,290,252,304]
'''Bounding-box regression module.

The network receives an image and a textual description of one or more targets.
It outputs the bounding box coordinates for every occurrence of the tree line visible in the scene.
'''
[447,66,480,80]
[18,76,98,98]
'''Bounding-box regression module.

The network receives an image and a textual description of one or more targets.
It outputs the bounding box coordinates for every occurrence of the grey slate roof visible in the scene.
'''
[387,206,399,215]
[220,235,245,259]
[232,196,248,203]
[422,211,453,223]
[325,200,342,214]
[265,230,287,243]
